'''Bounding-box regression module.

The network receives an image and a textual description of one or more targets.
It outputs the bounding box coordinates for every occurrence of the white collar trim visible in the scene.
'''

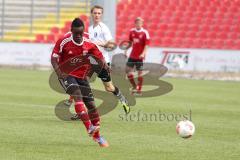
[71,35,85,46]
[92,22,103,29]
[134,28,144,32]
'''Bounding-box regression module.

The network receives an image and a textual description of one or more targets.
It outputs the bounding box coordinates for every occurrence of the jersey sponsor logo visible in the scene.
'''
[133,38,140,43]
[70,57,83,64]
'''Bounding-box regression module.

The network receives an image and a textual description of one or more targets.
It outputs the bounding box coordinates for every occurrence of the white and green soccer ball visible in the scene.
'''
[176,120,195,138]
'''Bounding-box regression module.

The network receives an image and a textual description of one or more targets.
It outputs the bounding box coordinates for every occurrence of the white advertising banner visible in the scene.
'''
[116,47,240,72]
[0,42,240,72]
[155,48,240,72]
[0,42,53,66]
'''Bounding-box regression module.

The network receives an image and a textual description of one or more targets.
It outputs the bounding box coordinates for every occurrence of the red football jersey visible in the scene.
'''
[129,28,150,60]
[51,33,104,79]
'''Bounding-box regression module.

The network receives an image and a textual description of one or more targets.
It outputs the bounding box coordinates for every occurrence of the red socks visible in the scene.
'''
[89,108,100,139]
[127,72,143,91]
[127,73,136,89]
[89,109,100,126]
[137,71,143,91]
[74,101,91,130]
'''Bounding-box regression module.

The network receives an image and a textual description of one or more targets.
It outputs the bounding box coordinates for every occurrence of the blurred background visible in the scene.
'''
[0,0,240,77]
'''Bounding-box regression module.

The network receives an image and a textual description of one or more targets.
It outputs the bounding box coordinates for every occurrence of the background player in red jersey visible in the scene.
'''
[124,17,150,95]
[63,31,90,106]
[51,18,109,147]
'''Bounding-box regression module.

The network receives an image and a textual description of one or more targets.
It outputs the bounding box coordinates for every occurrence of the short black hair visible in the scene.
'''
[71,18,85,28]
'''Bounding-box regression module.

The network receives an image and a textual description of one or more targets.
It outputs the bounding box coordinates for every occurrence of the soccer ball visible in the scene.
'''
[176,120,195,138]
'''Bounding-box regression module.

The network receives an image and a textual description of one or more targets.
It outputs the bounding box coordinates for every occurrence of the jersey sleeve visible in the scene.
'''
[89,43,105,61]
[103,25,113,41]
[51,38,62,60]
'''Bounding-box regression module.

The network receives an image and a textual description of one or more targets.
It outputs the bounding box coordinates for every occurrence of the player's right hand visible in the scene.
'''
[124,51,128,58]
[57,71,68,79]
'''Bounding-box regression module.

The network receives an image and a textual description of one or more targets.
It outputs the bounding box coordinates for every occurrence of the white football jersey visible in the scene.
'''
[88,22,113,63]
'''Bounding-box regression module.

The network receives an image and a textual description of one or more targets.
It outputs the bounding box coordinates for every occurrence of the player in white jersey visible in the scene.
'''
[88,16,113,64]
[90,5,129,111]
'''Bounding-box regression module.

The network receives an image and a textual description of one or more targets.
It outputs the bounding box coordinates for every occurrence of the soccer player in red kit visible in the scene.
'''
[51,18,109,147]
[125,17,150,95]
[63,31,89,106]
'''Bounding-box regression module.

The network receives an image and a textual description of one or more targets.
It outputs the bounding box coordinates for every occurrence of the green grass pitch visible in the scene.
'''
[0,68,239,160]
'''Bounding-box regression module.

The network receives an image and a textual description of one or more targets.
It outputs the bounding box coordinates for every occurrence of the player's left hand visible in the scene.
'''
[103,62,112,73]
[139,53,145,59]
[103,41,117,52]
